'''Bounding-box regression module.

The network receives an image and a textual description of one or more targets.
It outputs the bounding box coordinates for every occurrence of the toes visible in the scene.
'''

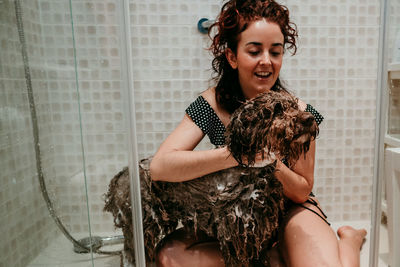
[337,225,367,239]
[337,225,354,237]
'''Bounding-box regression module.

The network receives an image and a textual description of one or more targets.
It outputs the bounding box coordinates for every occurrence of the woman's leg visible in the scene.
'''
[336,226,367,267]
[281,198,366,267]
[156,229,225,267]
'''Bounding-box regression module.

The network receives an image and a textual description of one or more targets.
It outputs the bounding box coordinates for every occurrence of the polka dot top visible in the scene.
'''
[186,95,324,147]
[305,104,324,125]
[186,96,226,146]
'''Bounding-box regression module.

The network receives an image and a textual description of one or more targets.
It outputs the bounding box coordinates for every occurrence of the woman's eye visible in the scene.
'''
[249,51,259,55]
[271,51,282,56]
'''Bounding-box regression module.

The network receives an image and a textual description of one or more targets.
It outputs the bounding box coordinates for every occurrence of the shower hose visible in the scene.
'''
[14,0,123,256]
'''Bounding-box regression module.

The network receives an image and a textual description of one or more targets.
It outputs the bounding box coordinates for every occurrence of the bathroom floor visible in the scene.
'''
[28,220,388,267]
[28,233,123,267]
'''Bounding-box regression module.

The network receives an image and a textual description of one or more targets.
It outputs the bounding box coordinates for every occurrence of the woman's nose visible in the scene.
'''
[259,52,272,66]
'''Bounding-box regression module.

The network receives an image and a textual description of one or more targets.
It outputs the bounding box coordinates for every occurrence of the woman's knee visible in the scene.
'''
[155,232,224,267]
[281,207,342,267]
[156,241,185,267]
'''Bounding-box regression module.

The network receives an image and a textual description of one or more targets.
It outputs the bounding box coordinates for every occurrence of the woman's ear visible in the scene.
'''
[225,48,238,69]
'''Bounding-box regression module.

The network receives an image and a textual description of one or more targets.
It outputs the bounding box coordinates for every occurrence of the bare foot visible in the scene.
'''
[337,225,367,250]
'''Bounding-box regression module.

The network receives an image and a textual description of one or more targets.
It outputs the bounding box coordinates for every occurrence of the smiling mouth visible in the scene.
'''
[255,72,272,79]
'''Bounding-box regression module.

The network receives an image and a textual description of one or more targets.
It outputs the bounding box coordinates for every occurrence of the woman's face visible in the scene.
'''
[226,19,284,99]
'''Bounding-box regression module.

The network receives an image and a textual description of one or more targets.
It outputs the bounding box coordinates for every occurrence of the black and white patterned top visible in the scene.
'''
[305,104,324,125]
[186,95,324,146]
[186,96,226,145]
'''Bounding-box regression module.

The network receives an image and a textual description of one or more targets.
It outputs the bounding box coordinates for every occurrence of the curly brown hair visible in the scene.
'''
[209,0,298,113]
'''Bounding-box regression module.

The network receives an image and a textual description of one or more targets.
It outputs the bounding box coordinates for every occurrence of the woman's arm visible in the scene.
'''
[273,98,316,203]
[150,114,238,182]
[274,139,316,203]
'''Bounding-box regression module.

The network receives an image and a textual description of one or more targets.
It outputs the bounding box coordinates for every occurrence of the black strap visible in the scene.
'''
[299,198,331,226]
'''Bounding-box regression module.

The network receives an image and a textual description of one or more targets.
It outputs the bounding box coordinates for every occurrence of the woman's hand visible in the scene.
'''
[273,140,315,203]
[240,149,277,167]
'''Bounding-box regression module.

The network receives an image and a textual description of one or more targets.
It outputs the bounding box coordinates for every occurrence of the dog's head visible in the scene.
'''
[225,91,319,167]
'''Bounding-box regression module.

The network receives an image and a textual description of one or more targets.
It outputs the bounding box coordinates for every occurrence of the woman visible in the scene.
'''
[150,0,366,266]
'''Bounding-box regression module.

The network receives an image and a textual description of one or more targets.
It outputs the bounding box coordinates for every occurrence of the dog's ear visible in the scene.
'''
[286,112,318,166]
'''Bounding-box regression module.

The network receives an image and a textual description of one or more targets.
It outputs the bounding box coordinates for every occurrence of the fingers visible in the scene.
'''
[232,147,277,167]
[249,151,277,167]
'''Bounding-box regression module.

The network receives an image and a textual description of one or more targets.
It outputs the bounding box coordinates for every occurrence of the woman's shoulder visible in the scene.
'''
[200,87,217,107]
[185,87,220,121]
[185,88,216,114]
[296,98,307,111]
[185,88,218,114]
[295,97,324,125]
[201,87,231,126]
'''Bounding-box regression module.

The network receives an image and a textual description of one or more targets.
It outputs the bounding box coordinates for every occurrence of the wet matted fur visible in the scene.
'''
[104,91,319,266]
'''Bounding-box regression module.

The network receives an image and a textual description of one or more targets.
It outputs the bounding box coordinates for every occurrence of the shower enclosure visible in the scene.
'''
[0,0,144,266]
[0,0,395,266]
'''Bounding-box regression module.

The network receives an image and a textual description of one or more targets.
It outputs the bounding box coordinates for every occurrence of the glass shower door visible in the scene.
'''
[0,0,140,266]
